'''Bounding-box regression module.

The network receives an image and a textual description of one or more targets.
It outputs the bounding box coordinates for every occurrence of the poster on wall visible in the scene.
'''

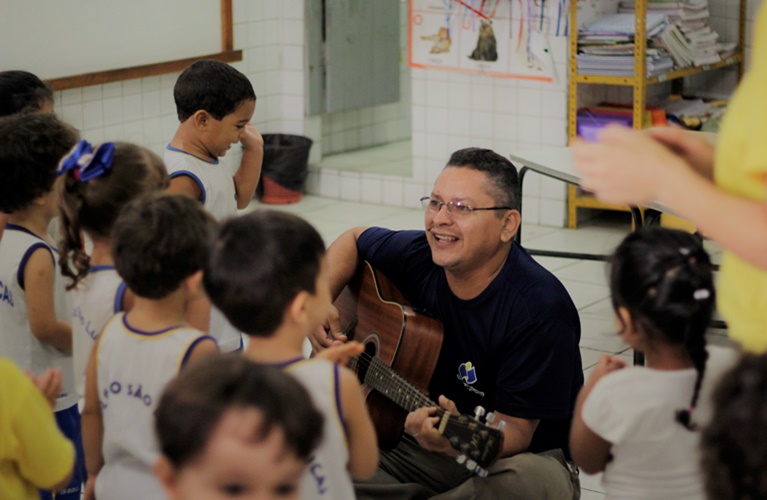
[409,0,567,81]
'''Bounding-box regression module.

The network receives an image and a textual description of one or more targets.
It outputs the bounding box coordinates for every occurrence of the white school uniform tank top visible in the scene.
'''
[283,358,354,500]
[0,224,76,412]
[165,146,242,352]
[71,266,126,398]
[95,313,213,500]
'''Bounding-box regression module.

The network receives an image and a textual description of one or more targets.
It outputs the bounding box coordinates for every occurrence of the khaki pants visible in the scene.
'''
[355,435,580,500]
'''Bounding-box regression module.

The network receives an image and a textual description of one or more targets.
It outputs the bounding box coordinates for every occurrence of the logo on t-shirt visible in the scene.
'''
[458,361,477,384]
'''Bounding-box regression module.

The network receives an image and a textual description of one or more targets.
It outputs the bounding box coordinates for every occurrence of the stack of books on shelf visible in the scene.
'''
[577,12,675,76]
[618,0,736,67]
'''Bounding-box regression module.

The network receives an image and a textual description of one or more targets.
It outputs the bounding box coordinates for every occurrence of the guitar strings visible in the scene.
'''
[352,352,438,408]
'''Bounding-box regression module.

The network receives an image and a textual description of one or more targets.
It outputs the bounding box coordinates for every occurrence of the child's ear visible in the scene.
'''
[616,306,643,345]
[192,110,210,130]
[183,270,205,299]
[154,456,180,500]
[31,193,48,207]
[287,291,310,326]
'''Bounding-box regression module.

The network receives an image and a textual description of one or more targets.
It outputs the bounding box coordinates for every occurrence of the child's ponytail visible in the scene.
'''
[57,165,90,289]
[55,141,169,290]
[673,250,715,430]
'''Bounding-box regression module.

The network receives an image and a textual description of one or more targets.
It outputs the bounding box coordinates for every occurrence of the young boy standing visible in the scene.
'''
[0,112,83,500]
[82,194,219,500]
[165,59,263,353]
[204,210,378,500]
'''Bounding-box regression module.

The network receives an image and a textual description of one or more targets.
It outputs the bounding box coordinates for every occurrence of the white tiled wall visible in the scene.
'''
[55,0,308,161]
[45,0,762,228]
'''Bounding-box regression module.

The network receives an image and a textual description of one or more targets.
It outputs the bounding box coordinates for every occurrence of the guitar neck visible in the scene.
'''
[359,354,436,413]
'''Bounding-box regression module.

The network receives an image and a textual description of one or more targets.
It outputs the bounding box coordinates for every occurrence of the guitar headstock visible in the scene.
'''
[438,406,505,477]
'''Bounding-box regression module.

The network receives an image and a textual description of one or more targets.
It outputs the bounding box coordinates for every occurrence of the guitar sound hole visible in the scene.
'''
[354,336,380,386]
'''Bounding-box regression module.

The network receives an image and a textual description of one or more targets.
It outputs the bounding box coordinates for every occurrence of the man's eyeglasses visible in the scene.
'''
[419,196,512,217]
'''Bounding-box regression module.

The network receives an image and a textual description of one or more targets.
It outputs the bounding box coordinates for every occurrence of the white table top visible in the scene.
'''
[508,147,672,214]
[508,147,578,184]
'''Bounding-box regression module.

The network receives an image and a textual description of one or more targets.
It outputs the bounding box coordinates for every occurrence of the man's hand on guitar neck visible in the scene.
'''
[310,304,348,353]
[405,395,461,457]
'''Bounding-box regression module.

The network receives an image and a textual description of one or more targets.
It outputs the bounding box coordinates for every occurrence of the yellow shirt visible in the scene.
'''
[0,359,74,499]
[714,4,767,352]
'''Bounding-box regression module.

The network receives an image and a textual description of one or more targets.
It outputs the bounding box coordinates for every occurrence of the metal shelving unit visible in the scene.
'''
[566,0,746,228]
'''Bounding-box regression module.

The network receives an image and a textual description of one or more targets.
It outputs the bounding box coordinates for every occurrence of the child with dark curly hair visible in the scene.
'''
[701,353,767,500]
[0,112,82,499]
[55,141,168,399]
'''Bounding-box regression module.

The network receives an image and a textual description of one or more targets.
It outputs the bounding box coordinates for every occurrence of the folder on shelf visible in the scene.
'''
[577,103,667,142]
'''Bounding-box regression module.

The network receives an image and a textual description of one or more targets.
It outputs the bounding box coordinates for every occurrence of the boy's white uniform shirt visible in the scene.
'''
[0,224,76,411]
[95,312,213,500]
[582,366,705,500]
[284,358,355,500]
[71,265,125,398]
[164,146,242,352]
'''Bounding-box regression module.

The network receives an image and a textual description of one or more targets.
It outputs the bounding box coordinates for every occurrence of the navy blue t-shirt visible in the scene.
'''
[357,227,583,456]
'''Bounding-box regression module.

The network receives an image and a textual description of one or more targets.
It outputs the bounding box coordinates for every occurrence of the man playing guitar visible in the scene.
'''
[314,148,583,499]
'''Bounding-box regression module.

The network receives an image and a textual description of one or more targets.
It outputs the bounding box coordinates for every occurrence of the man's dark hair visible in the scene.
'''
[0,70,54,116]
[445,147,520,211]
[112,193,216,299]
[0,112,78,213]
[155,354,323,468]
[173,59,256,122]
[204,210,326,337]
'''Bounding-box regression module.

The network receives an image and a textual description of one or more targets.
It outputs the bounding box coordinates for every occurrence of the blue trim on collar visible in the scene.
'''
[121,313,182,337]
[89,265,115,272]
[165,145,219,164]
[5,224,59,253]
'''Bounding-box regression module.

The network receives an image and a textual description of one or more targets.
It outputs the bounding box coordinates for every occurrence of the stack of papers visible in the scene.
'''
[577,51,675,77]
[618,0,731,66]
[577,12,674,76]
[579,12,668,42]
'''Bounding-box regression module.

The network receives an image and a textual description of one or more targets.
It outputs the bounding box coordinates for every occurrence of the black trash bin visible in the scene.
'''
[259,133,313,204]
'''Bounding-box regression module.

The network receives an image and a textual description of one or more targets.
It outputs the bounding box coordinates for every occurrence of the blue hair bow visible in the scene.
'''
[57,140,115,181]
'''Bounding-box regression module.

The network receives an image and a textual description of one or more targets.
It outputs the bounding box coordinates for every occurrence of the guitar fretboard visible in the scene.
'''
[356,353,436,413]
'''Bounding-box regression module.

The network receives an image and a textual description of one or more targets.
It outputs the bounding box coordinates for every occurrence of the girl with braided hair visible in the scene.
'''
[569,227,715,499]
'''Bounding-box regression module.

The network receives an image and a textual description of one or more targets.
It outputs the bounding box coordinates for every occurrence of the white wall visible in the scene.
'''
[52,0,307,162]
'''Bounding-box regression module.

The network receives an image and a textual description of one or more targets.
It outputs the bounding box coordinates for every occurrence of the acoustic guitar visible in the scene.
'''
[334,261,505,476]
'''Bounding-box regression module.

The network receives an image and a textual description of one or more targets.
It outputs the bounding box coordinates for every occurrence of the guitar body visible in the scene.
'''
[335,261,444,448]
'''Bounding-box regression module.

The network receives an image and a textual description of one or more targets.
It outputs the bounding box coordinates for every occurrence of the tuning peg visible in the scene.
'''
[456,454,467,465]
[473,406,486,420]
[497,420,506,432]
[476,468,489,478]
[485,412,495,424]
[466,459,478,472]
